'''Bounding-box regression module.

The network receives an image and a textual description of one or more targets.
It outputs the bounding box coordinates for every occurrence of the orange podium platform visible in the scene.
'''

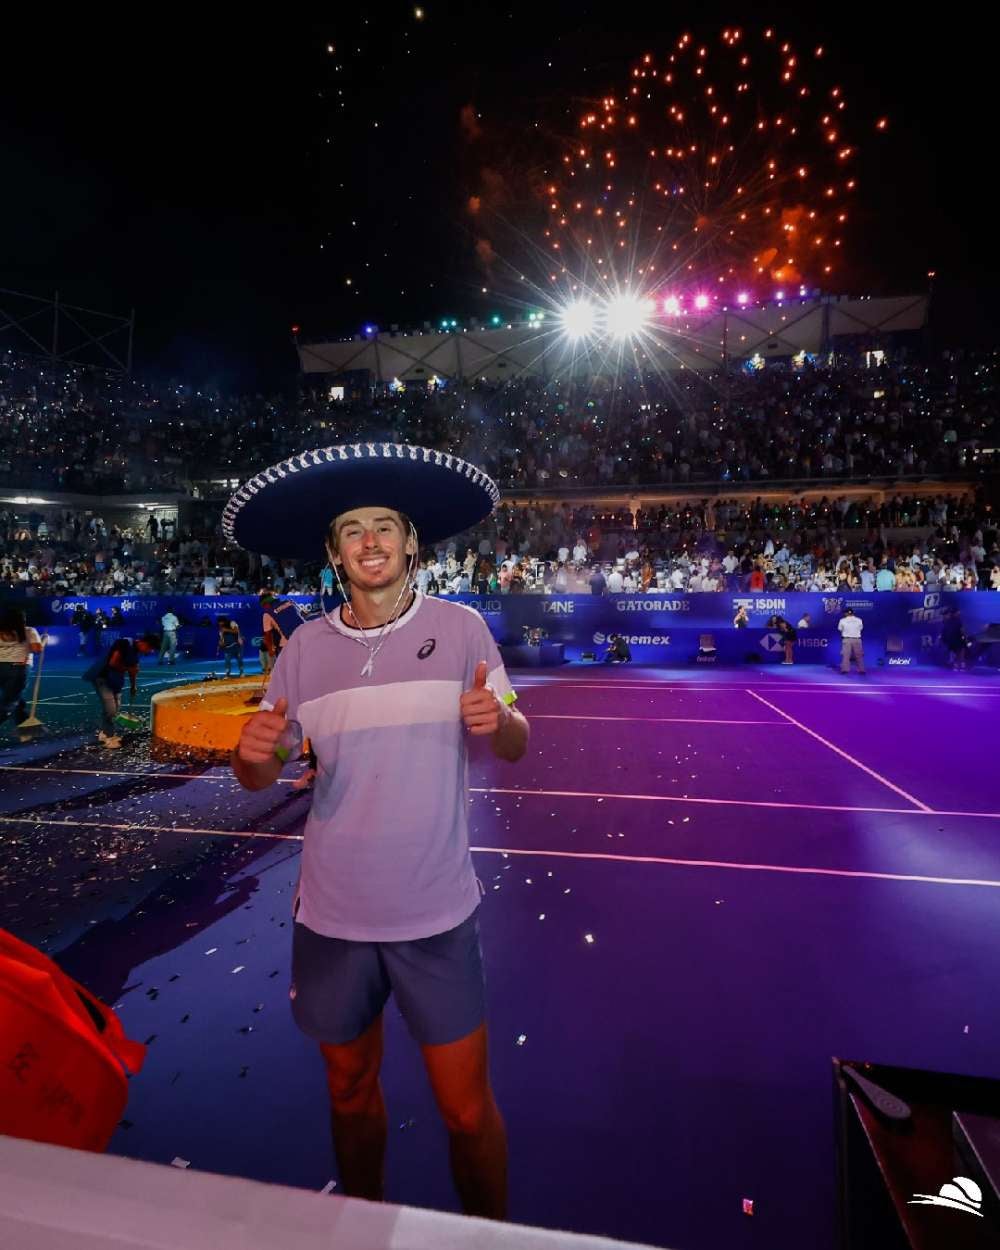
[150,677,268,763]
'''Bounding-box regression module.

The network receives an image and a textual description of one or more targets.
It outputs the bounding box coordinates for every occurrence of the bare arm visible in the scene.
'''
[491,704,529,762]
[231,749,285,791]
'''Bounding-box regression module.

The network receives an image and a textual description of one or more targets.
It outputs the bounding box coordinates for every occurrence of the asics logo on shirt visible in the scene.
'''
[417,638,437,659]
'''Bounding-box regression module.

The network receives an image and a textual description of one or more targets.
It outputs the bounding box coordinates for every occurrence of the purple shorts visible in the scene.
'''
[290,907,485,1047]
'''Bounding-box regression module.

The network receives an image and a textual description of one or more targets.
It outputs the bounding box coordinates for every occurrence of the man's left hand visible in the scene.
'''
[460,661,508,736]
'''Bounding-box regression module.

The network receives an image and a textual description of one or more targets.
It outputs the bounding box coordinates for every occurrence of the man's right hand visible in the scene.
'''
[237,696,288,764]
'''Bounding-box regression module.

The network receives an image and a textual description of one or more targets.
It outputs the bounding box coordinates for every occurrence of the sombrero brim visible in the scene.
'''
[222,443,500,559]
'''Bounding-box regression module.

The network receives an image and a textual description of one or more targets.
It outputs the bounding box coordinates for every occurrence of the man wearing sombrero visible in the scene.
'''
[227,443,528,1219]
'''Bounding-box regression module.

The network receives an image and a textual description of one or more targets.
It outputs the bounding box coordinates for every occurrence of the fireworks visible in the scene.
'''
[538,28,886,304]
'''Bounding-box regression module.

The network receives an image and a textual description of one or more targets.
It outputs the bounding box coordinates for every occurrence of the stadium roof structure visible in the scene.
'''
[297,293,928,383]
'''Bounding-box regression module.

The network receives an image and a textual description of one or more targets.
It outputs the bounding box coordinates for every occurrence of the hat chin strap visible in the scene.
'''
[322,523,420,677]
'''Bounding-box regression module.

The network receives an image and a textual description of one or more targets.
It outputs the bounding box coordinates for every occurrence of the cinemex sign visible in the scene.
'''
[594,632,670,646]
[616,599,690,612]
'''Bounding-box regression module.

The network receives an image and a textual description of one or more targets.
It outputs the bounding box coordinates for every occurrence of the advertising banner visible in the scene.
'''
[12,591,999,666]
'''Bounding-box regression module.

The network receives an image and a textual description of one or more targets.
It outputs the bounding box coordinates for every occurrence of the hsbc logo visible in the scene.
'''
[616,599,689,612]
[594,631,670,646]
[761,633,827,651]
[543,601,575,614]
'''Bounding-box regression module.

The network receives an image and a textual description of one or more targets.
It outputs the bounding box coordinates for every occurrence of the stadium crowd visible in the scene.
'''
[2,490,997,598]
[2,344,998,598]
[1,346,997,494]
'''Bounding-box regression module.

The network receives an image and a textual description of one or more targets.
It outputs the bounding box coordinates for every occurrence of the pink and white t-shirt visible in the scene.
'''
[263,593,515,942]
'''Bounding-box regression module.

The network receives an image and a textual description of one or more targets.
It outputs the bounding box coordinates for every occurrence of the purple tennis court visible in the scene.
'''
[2,661,999,1249]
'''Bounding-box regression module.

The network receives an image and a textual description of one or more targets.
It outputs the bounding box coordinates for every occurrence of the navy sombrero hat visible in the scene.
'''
[222,442,500,559]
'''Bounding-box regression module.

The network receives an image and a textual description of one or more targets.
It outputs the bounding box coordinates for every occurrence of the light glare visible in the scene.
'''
[560,300,597,339]
[605,293,651,338]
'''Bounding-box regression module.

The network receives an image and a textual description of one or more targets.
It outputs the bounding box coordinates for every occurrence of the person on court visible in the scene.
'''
[838,606,865,674]
[82,634,157,748]
[227,444,528,1218]
[0,607,44,741]
[217,617,245,677]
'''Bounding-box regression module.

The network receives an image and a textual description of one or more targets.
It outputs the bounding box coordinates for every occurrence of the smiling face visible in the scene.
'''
[328,507,416,592]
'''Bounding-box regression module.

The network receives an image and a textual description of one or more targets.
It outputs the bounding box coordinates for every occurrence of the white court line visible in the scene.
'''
[471,846,1000,890]
[514,680,1000,693]
[1,765,997,820]
[0,814,304,842]
[745,689,932,813]
[0,811,996,890]
[527,715,790,725]
[0,764,227,782]
[469,785,1000,821]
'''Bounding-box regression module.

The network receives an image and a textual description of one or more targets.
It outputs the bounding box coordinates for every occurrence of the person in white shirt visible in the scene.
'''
[670,567,686,591]
[573,540,588,564]
[0,607,44,740]
[159,610,180,665]
[202,572,219,595]
[838,608,865,674]
[606,567,625,593]
[557,545,570,564]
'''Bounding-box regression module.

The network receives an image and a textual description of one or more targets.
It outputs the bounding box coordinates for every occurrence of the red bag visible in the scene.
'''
[0,928,146,1151]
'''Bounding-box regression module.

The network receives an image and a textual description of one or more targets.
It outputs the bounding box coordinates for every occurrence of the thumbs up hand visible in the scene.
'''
[460,661,507,736]
[238,695,290,763]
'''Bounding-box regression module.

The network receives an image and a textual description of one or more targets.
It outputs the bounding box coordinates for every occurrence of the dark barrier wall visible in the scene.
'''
[12,591,1000,667]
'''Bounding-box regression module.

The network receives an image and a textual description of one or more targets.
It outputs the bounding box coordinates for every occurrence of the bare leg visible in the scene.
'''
[422,1022,508,1219]
[320,1015,386,1201]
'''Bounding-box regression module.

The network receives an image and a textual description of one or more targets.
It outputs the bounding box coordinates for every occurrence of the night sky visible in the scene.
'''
[0,5,994,387]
